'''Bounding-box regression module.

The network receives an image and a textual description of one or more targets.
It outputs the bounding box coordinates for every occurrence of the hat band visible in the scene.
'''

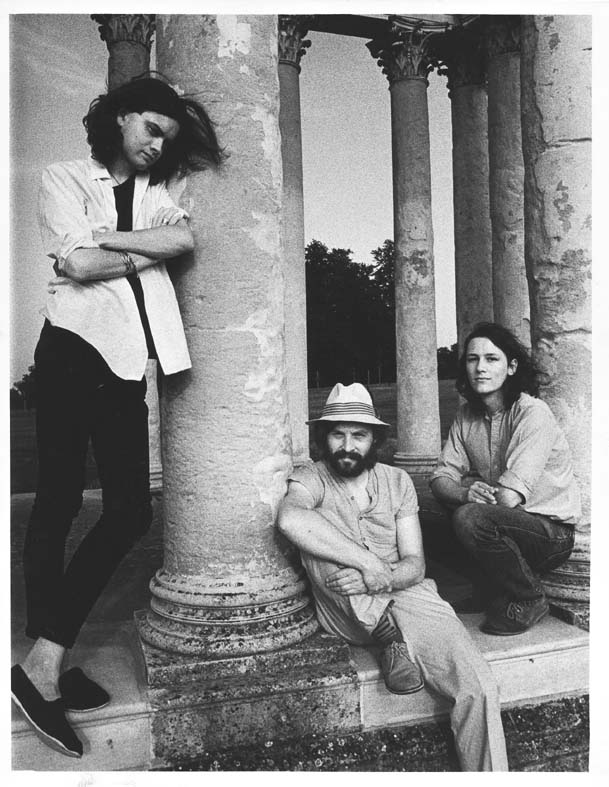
[321,402,377,419]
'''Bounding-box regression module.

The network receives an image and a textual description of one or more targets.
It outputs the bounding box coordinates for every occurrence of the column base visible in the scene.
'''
[542,530,590,631]
[393,453,438,488]
[137,567,319,656]
[134,617,361,769]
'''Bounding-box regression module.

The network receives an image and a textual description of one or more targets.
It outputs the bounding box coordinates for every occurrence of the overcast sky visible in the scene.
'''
[10,12,455,381]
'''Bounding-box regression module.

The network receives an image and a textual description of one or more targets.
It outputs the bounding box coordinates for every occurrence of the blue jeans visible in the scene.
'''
[452,503,574,603]
[23,322,153,648]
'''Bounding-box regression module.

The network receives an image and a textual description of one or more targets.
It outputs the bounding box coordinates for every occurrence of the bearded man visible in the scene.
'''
[277,383,508,772]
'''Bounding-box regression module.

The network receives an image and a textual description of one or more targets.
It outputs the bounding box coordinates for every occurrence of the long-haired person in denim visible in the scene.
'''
[11,76,222,757]
[430,322,580,635]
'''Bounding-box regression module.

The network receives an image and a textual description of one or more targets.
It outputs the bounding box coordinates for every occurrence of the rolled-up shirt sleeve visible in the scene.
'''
[430,411,471,485]
[155,182,190,223]
[38,165,99,265]
[497,403,556,504]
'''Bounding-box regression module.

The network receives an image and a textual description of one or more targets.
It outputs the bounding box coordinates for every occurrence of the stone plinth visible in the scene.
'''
[485,16,530,347]
[136,625,360,768]
[278,16,311,463]
[520,15,591,626]
[138,14,317,657]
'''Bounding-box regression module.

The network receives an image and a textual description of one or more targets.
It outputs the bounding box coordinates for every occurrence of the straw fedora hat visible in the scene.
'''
[306,383,390,427]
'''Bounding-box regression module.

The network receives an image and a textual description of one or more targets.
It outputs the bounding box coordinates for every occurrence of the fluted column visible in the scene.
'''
[92,14,155,92]
[485,16,530,346]
[368,27,441,483]
[520,15,591,628]
[438,30,493,349]
[278,16,311,464]
[91,14,163,491]
[137,15,318,656]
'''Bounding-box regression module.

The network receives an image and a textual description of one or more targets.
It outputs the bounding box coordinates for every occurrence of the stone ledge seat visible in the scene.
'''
[11,611,589,771]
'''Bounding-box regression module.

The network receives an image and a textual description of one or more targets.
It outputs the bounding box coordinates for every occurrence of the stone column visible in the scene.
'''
[368,27,441,484]
[138,15,318,656]
[91,14,156,91]
[438,30,493,349]
[485,16,530,346]
[278,16,311,464]
[92,14,163,492]
[520,15,591,628]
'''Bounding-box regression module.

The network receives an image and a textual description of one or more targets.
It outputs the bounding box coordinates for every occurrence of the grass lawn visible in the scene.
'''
[10,380,460,494]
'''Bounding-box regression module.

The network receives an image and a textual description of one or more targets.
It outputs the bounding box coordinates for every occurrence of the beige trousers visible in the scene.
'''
[302,552,509,772]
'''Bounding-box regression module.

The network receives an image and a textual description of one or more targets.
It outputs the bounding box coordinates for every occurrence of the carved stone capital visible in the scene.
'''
[484,15,521,59]
[91,14,156,51]
[367,24,438,85]
[433,29,486,93]
[278,15,312,71]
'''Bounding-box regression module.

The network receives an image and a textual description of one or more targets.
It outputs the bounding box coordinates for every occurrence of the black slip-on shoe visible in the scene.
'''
[11,665,83,758]
[59,667,110,713]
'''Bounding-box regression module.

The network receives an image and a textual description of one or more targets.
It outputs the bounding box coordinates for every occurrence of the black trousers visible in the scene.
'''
[23,322,153,648]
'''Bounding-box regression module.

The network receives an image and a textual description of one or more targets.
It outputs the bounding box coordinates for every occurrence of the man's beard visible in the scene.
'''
[324,446,377,478]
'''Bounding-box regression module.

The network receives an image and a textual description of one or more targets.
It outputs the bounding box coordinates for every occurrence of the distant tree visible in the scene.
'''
[306,241,391,387]
[12,364,37,410]
[370,239,395,310]
[437,344,459,379]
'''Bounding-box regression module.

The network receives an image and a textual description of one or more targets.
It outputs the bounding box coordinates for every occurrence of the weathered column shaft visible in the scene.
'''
[520,14,591,627]
[91,13,162,489]
[278,16,310,463]
[137,15,317,656]
[368,30,441,480]
[486,16,530,346]
[441,34,493,348]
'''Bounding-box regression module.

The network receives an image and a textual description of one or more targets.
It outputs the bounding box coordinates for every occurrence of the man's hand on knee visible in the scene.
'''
[325,567,368,596]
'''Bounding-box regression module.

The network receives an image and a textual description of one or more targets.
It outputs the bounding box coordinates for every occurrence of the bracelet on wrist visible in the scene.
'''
[120,251,137,277]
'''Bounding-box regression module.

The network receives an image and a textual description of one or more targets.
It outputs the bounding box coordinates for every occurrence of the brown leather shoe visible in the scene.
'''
[481,597,549,635]
[379,642,424,695]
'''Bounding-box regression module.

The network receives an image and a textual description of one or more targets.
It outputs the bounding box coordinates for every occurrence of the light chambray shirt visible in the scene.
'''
[37,157,191,380]
[431,393,581,525]
[288,461,419,563]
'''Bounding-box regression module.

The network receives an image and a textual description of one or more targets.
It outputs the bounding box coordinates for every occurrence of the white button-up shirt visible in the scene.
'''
[38,157,191,380]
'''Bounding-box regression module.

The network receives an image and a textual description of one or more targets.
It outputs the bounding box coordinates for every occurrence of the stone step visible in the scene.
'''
[351,611,589,730]
[11,613,588,772]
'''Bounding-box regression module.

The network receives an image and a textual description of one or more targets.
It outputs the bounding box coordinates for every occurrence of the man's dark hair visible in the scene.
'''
[83,74,224,183]
[456,322,540,413]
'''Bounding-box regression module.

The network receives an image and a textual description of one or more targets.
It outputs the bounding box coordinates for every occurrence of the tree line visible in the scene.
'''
[10,239,458,409]
[305,239,458,388]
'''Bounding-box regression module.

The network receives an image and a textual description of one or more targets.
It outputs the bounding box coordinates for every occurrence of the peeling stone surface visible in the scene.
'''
[390,77,440,460]
[520,16,591,615]
[146,15,315,655]
[487,46,529,345]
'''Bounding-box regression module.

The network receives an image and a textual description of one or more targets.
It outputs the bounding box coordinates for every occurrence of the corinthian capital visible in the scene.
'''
[434,28,486,93]
[484,15,521,59]
[91,14,156,51]
[367,24,438,84]
[278,15,312,71]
